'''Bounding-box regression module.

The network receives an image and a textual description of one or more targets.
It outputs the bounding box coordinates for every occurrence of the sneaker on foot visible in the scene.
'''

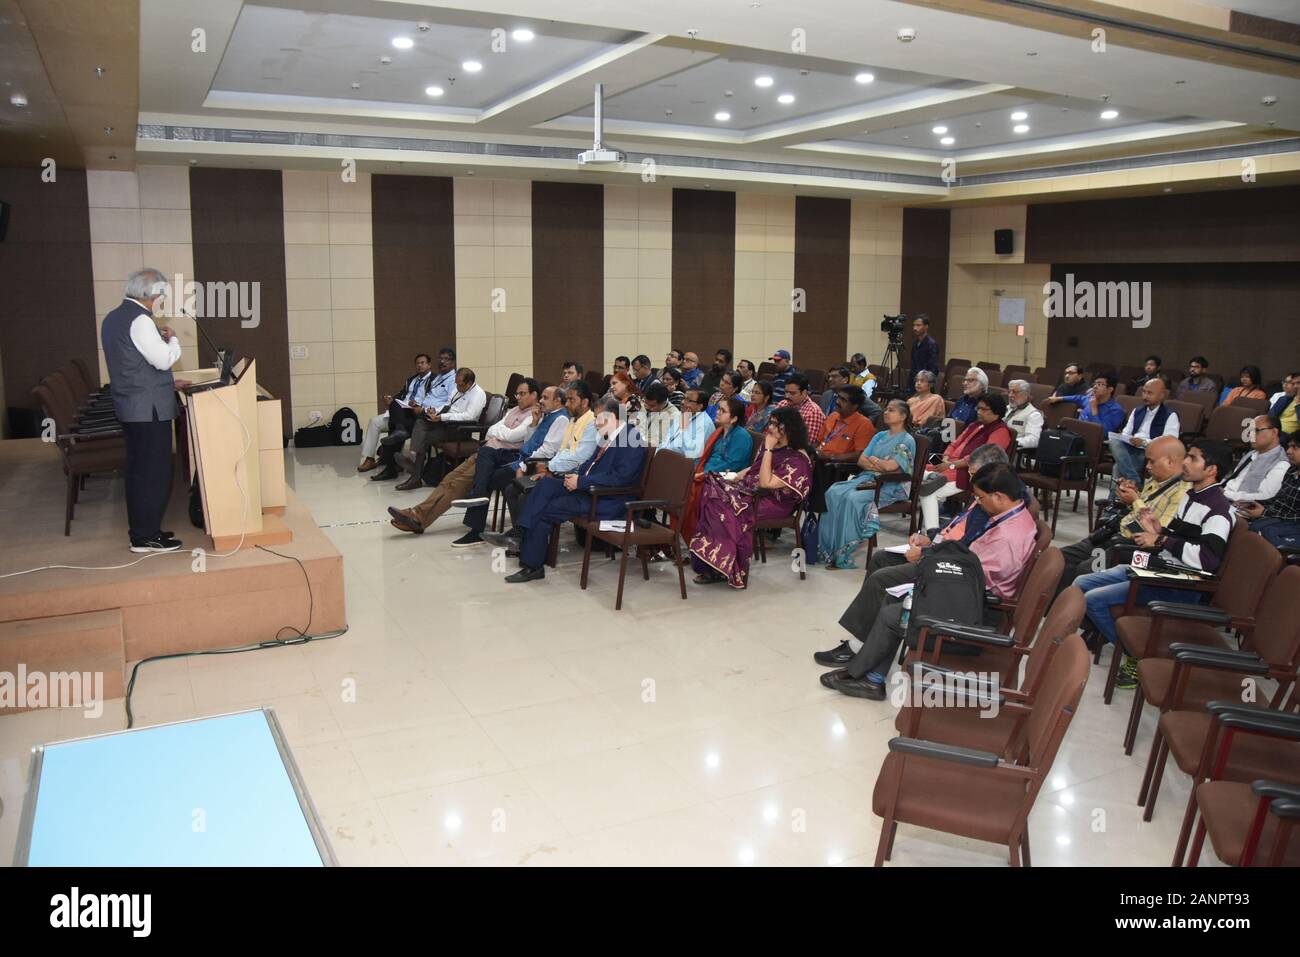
[130,537,181,553]
[451,496,490,509]
[1115,655,1140,690]
[451,530,485,548]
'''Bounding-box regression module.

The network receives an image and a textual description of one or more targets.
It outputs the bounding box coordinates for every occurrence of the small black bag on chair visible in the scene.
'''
[1036,428,1086,480]
[904,540,988,656]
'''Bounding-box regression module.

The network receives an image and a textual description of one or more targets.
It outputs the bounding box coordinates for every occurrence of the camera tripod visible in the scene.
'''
[877,338,907,392]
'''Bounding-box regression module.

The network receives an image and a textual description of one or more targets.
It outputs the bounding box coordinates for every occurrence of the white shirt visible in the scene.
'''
[126,303,181,372]
[1121,404,1180,443]
[437,383,487,423]
[1224,448,1290,503]
[1007,400,1044,449]
[524,415,569,465]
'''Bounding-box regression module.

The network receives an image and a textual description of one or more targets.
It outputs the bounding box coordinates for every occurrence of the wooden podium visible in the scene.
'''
[180,359,291,551]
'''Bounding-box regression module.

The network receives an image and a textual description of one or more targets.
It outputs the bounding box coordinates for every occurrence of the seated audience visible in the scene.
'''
[1054,364,1088,398]
[688,406,812,588]
[747,380,777,433]
[1108,375,1180,486]
[808,386,877,512]
[1131,355,1162,394]
[680,351,704,389]
[659,367,686,409]
[632,382,676,448]
[609,371,643,419]
[1072,439,1235,689]
[1271,371,1299,442]
[848,353,877,396]
[1004,379,1044,450]
[818,398,916,569]
[359,353,431,473]
[1223,365,1267,406]
[775,373,827,443]
[698,349,731,397]
[1224,415,1289,505]
[674,397,755,549]
[769,349,799,392]
[918,393,1015,531]
[736,359,758,401]
[560,360,583,385]
[1235,435,1300,549]
[907,370,945,428]
[818,367,851,415]
[816,464,1036,700]
[1046,371,1125,433]
[1175,356,1216,401]
[388,379,545,539]
[1053,435,1188,595]
[597,356,631,404]
[706,371,743,421]
[397,368,487,491]
[486,399,647,584]
[372,347,457,481]
[660,389,715,459]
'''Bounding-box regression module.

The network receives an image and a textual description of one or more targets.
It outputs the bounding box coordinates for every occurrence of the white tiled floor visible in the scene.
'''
[0,445,1218,866]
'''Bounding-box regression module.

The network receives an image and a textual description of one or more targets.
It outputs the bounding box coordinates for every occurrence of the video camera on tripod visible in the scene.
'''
[880,313,908,344]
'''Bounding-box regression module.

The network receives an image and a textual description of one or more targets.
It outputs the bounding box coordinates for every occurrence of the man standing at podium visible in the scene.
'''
[102,268,187,553]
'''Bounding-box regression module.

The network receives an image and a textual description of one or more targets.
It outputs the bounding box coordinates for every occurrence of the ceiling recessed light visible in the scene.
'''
[94,66,106,77]
[462,60,483,73]
[1100,109,1119,119]
[932,125,947,134]
[425,85,444,97]
[754,75,774,88]
[854,72,874,84]
[350,82,361,90]
[714,111,731,121]
[777,93,795,104]
[391,36,413,50]
[511,29,535,42]
[103,126,114,134]
[1011,110,1028,121]
[940,136,955,145]
[1013,124,1030,133]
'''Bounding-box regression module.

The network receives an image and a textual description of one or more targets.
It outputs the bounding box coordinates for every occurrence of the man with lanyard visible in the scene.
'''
[815,464,1037,699]
[372,347,457,481]
[1072,439,1235,690]
[1269,372,1298,443]
[1045,371,1126,434]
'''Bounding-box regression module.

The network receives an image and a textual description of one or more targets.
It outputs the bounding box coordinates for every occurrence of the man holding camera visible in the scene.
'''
[1053,435,1189,596]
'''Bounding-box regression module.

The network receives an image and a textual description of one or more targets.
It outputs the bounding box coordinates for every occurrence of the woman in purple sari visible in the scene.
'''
[689,406,814,588]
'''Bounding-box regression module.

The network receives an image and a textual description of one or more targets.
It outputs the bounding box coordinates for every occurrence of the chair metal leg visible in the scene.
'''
[1173,792,1200,866]
[672,534,687,600]
[1102,641,1123,704]
[640,548,650,581]
[1185,816,1208,867]
[794,515,806,581]
[65,472,76,536]
[1140,736,1169,821]
[756,527,767,564]
[614,543,630,611]
[875,819,897,866]
[1021,830,1032,868]
[1050,489,1060,533]
[579,530,594,590]
[1122,684,1146,755]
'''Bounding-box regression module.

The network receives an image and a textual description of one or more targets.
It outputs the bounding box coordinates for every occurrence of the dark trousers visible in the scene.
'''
[121,414,174,543]
[1055,534,1138,599]
[518,476,590,568]
[1251,516,1300,549]
[838,550,917,679]
[462,447,521,532]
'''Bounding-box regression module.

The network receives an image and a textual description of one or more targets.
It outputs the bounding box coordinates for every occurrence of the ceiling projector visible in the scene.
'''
[579,83,624,167]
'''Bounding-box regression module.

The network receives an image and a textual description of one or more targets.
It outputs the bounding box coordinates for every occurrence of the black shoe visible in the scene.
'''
[506,548,520,558]
[822,670,886,700]
[505,565,544,583]
[130,537,181,553]
[482,529,521,548]
[371,467,399,481]
[813,641,855,667]
[387,507,423,534]
[395,476,423,491]
[451,530,484,548]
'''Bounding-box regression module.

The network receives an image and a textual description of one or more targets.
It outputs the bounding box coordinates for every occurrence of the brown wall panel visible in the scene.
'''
[1044,262,1298,386]
[1026,186,1300,264]
[900,207,951,382]
[0,167,98,433]
[189,168,292,435]
[792,196,851,373]
[532,181,603,381]
[371,174,456,402]
[672,189,736,356]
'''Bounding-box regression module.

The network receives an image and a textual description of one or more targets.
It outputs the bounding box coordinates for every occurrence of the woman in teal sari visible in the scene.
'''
[818,399,916,569]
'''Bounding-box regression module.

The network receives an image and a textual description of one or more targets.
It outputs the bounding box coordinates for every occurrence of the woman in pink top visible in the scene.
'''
[917,393,1015,531]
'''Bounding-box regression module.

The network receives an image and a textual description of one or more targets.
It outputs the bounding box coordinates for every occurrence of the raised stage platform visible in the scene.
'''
[0,439,345,712]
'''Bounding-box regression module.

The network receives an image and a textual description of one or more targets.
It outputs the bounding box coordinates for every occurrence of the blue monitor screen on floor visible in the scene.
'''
[26,709,325,866]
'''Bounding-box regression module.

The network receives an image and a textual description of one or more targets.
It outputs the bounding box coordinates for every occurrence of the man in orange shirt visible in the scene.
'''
[809,386,876,513]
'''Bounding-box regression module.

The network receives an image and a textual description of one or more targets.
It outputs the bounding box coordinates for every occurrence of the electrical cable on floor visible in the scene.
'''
[124,541,348,728]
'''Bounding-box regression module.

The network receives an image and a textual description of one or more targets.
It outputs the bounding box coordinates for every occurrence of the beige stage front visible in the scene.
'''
[0,438,345,709]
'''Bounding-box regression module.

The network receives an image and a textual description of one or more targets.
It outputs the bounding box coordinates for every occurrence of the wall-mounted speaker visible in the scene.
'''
[994,228,1013,255]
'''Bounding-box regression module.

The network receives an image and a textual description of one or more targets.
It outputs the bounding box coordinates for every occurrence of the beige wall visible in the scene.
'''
[86,167,198,382]
[603,185,672,371]
[733,192,795,364]
[947,204,1049,370]
[453,177,532,396]
[282,170,377,431]
[848,201,904,370]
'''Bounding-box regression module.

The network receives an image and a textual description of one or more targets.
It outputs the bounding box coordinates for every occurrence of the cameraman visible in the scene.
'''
[909,315,940,380]
[1053,435,1188,596]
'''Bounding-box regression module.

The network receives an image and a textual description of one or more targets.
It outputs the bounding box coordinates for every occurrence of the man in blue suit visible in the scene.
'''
[487,398,646,583]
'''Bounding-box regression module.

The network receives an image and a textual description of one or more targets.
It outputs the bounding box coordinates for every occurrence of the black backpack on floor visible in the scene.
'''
[1036,428,1087,480]
[905,541,987,657]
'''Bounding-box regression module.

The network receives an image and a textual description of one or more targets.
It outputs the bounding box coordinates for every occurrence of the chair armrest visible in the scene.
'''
[1146,602,1231,626]
[873,471,912,484]
[58,429,124,442]
[887,736,1000,768]
[625,498,670,512]
[913,616,1015,648]
[915,663,1004,703]
[1251,779,1300,801]
[1270,799,1300,820]
[1171,646,1270,675]
[588,484,641,498]
[1169,643,1264,667]
[1204,702,1300,735]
